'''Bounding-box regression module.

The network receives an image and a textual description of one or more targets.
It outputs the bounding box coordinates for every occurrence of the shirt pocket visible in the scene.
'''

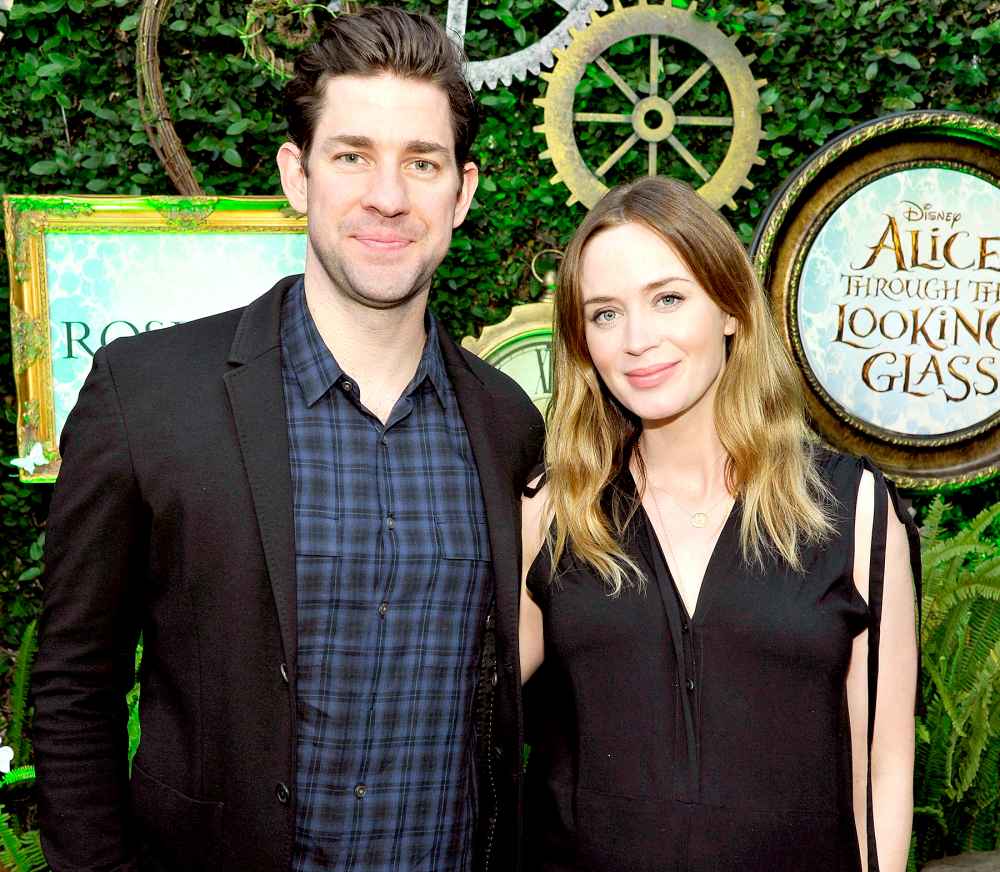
[295,510,379,560]
[435,513,492,563]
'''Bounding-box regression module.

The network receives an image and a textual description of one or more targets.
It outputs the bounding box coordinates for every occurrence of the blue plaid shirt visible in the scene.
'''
[281,279,492,872]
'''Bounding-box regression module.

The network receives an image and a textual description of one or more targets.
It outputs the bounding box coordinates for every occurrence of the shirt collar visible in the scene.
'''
[282,277,448,410]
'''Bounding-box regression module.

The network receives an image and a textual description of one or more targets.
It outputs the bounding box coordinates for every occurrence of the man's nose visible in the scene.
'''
[361,164,410,217]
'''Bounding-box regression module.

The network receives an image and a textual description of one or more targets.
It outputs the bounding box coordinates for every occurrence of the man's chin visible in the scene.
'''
[343,274,430,311]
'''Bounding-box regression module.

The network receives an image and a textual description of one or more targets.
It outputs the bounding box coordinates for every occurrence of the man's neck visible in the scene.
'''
[304,277,431,424]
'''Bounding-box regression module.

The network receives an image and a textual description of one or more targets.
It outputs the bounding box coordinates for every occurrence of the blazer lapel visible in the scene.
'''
[223,276,299,673]
[438,332,520,657]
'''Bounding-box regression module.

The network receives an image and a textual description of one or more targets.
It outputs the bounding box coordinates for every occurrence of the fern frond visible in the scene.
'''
[7,620,37,767]
[0,804,47,872]
[935,581,1000,615]
[924,657,963,733]
[954,683,993,801]
[920,496,948,543]
[963,501,1000,541]
[0,766,35,789]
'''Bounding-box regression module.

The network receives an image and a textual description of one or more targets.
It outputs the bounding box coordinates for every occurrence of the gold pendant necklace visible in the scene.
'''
[652,485,732,528]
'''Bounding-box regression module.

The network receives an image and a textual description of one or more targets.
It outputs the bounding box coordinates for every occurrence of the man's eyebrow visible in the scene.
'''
[405,139,451,156]
[315,135,451,156]
[316,134,375,152]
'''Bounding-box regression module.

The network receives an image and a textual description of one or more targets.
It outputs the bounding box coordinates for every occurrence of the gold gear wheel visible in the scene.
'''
[534,0,767,209]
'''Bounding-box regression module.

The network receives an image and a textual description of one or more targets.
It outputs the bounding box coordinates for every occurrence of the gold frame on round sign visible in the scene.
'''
[751,111,1000,490]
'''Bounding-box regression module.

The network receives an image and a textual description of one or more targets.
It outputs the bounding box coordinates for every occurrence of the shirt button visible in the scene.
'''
[279,662,289,684]
[275,782,290,803]
[354,783,367,799]
[386,516,395,529]
[681,621,690,634]
[340,380,352,392]
[377,601,389,617]
[685,678,696,692]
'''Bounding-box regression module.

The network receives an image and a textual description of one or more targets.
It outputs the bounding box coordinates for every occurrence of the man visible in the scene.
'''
[31,8,543,871]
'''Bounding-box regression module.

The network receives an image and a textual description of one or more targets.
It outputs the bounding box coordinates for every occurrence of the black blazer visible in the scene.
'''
[32,276,544,872]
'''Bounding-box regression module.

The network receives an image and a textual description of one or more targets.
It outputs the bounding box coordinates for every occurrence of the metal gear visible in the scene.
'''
[534,0,766,209]
[446,0,608,91]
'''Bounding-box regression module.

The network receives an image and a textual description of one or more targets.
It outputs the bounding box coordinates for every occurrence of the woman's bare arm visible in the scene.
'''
[520,478,549,684]
[847,470,917,872]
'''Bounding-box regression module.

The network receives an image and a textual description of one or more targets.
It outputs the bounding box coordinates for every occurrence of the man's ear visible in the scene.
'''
[452,161,480,229]
[277,142,308,214]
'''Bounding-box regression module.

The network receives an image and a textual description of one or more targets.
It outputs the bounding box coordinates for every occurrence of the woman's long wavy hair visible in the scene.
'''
[545,176,832,594]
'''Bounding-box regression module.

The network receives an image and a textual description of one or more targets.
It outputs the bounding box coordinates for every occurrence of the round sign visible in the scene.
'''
[753,111,1000,488]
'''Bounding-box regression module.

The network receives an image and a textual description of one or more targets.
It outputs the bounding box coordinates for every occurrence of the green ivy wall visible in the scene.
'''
[0,0,998,856]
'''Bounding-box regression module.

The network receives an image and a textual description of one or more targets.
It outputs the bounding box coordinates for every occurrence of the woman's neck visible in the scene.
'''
[637,413,730,502]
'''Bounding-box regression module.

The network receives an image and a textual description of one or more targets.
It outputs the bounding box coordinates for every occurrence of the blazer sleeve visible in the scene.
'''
[31,346,146,871]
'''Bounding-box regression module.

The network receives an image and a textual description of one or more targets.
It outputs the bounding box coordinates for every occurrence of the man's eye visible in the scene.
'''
[411,159,437,172]
[336,153,364,165]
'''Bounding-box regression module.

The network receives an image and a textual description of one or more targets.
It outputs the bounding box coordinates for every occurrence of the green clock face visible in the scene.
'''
[486,329,553,415]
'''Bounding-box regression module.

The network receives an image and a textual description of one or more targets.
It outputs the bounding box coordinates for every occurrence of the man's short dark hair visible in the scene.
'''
[284,6,479,169]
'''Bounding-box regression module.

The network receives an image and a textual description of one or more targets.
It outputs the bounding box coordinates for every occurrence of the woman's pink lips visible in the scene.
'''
[625,361,678,387]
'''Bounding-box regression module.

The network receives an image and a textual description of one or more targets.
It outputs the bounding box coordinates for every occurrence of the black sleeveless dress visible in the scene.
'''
[522,451,920,872]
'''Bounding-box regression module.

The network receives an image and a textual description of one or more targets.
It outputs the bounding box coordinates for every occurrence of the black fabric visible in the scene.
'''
[522,451,919,872]
[31,276,545,872]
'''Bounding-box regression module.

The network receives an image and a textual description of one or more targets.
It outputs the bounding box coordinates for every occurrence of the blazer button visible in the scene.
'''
[685,678,696,692]
[280,663,289,684]
[490,667,498,687]
[275,782,290,803]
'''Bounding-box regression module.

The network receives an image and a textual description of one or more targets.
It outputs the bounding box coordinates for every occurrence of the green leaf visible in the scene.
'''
[29,160,59,175]
[222,147,243,167]
[17,566,41,582]
[35,62,66,77]
[119,12,139,31]
[226,119,252,136]
[891,51,921,70]
[865,62,879,80]
[169,19,187,32]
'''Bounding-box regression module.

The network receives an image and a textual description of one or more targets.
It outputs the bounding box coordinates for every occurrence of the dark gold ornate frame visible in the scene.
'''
[751,111,1000,489]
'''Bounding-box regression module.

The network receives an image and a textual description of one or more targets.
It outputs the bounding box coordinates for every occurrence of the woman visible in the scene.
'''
[519,176,918,871]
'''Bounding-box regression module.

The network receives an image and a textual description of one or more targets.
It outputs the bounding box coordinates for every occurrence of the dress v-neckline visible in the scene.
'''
[627,469,740,626]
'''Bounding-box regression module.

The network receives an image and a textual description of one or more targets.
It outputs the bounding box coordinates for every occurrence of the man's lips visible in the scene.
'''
[351,233,413,250]
[624,361,678,387]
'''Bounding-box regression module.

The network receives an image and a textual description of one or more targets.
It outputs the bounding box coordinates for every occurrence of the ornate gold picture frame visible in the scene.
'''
[3,195,306,482]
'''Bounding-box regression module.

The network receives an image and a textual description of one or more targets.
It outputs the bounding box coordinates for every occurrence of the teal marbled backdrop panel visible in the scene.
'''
[45,232,306,439]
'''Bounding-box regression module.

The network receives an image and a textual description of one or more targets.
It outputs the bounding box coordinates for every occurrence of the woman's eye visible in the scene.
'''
[593,310,618,325]
[655,293,682,308]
